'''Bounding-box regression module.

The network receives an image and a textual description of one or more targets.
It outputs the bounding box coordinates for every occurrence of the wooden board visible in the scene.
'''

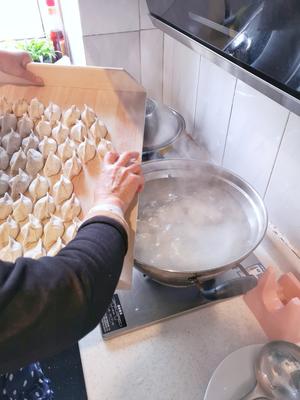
[0,63,146,289]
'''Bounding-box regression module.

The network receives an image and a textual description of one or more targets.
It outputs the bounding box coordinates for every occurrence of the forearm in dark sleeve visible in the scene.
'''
[0,216,127,374]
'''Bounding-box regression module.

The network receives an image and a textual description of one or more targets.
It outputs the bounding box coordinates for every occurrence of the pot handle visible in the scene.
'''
[196,275,257,300]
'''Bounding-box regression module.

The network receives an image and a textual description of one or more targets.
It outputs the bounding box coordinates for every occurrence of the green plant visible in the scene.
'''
[16,38,56,63]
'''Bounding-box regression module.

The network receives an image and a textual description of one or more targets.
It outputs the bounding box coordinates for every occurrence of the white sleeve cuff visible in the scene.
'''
[88,203,124,219]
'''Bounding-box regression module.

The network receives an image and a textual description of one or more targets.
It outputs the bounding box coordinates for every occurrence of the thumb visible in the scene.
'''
[21,68,44,85]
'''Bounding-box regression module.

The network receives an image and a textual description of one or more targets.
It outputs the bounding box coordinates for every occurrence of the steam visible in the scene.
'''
[135,175,257,272]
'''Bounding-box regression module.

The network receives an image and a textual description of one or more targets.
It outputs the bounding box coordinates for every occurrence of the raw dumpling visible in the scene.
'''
[0,146,9,170]
[28,97,44,120]
[17,113,34,138]
[63,151,82,180]
[70,120,87,143]
[9,169,32,200]
[52,122,69,145]
[10,149,26,174]
[12,194,33,222]
[81,104,96,128]
[62,105,80,127]
[21,214,43,246]
[0,96,12,116]
[43,215,64,249]
[47,237,64,256]
[5,215,19,239]
[0,237,22,262]
[38,136,57,159]
[77,137,96,163]
[44,102,61,125]
[61,194,81,221]
[28,174,49,202]
[26,148,44,176]
[43,151,61,177]
[89,117,108,143]
[0,215,19,246]
[53,175,73,205]
[22,131,39,154]
[0,113,17,136]
[0,171,9,196]
[33,193,55,220]
[36,116,52,139]
[2,129,21,155]
[24,238,46,259]
[57,137,75,162]
[97,138,114,157]
[63,217,81,243]
[0,193,13,219]
[12,99,28,118]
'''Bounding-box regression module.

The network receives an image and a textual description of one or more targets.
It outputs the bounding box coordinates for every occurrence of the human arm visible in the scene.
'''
[0,151,143,373]
[0,50,43,85]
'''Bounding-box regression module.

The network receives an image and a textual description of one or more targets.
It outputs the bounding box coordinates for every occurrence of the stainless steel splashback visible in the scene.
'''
[147,0,300,116]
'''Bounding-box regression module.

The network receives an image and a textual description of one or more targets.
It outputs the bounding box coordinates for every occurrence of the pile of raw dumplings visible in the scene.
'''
[0,96,114,261]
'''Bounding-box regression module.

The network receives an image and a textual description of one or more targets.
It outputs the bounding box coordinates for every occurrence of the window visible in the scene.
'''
[0,0,45,42]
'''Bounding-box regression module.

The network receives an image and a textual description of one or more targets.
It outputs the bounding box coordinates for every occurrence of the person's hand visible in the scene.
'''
[94,151,144,213]
[0,50,43,85]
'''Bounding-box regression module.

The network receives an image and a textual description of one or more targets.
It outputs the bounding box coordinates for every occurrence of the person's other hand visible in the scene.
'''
[0,50,43,85]
[94,151,144,213]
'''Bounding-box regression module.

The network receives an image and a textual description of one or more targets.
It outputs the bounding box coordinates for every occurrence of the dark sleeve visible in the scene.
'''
[0,216,128,374]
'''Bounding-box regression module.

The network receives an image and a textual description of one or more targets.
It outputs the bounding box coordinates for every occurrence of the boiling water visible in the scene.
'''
[135,177,258,272]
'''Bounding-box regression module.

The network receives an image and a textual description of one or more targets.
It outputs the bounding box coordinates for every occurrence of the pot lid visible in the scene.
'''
[143,98,185,153]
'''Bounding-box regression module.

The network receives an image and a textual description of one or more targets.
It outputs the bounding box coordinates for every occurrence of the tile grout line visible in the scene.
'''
[191,55,202,137]
[221,78,238,166]
[262,111,291,200]
[161,32,165,103]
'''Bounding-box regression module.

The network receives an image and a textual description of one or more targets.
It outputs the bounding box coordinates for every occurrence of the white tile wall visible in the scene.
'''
[83,32,141,81]
[140,29,163,102]
[223,81,289,196]
[193,57,236,164]
[265,113,300,255]
[78,0,140,36]
[163,35,200,133]
[139,0,155,30]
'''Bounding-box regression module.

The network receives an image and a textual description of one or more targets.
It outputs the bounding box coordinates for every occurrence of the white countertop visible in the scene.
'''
[79,228,300,400]
[79,297,266,400]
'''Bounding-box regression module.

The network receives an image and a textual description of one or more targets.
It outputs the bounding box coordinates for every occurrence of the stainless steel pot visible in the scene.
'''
[134,159,268,288]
